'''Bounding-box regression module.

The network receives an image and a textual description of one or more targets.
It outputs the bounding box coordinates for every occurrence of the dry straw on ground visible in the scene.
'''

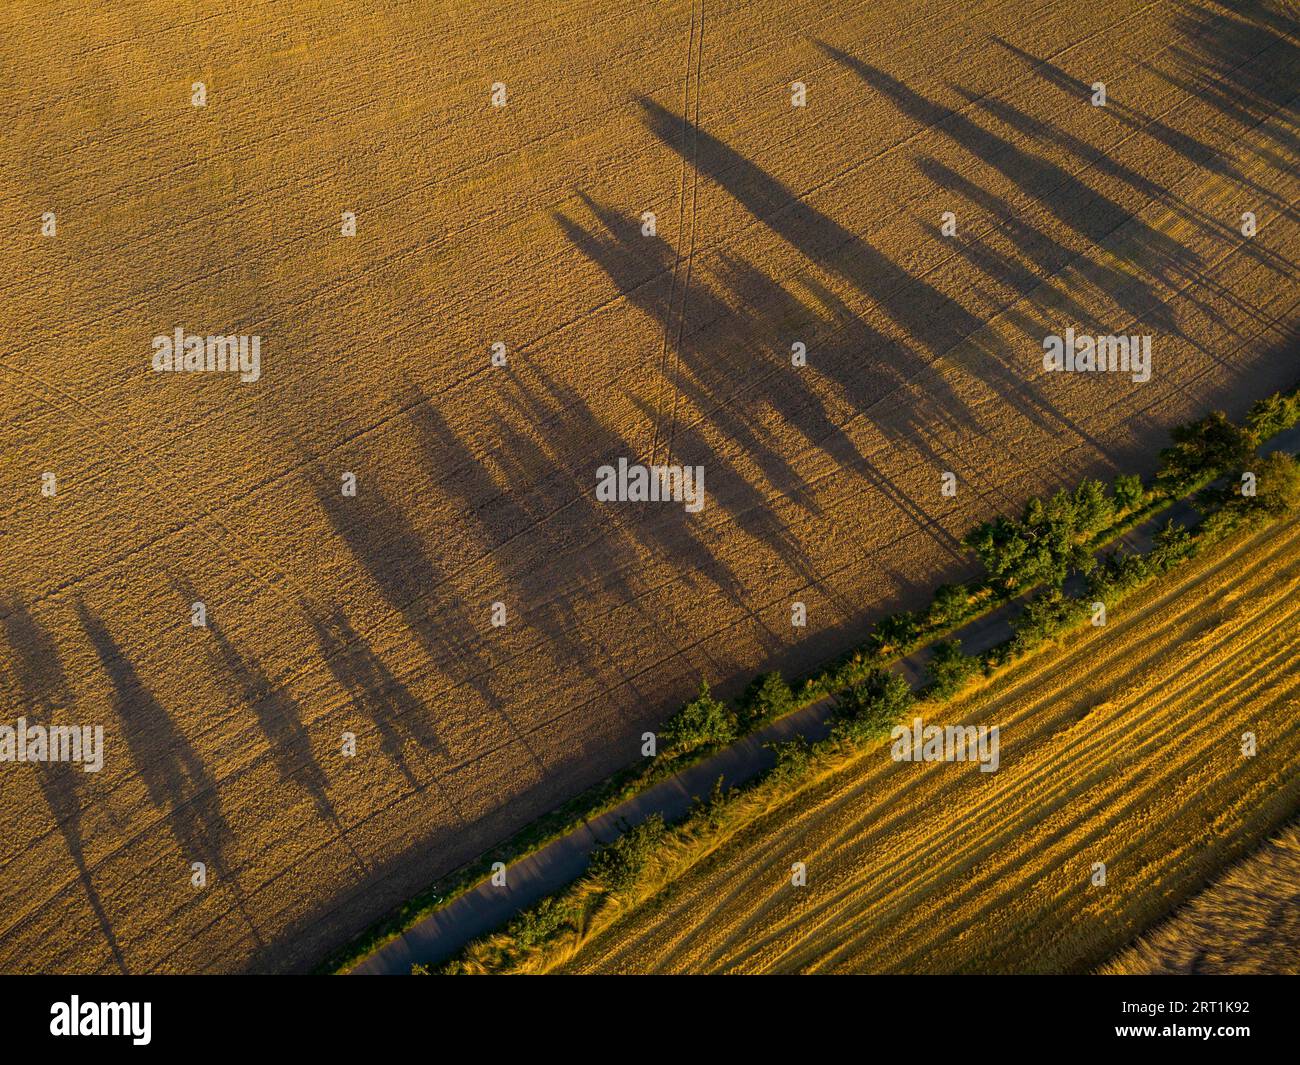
[482,518,1300,974]
[1,0,1296,972]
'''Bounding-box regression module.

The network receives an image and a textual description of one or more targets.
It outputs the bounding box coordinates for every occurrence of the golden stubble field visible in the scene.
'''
[1102,819,1300,974]
[550,516,1300,974]
[0,0,1296,972]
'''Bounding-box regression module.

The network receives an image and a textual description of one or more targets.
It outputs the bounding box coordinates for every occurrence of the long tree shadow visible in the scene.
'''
[913,161,1105,332]
[410,369,750,609]
[990,34,1248,179]
[993,13,1298,204]
[305,454,546,776]
[304,600,457,813]
[910,154,1158,454]
[70,598,259,946]
[480,379,756,678]
[816,42,1200,337]
[636,95,985,403]
[558,193,854,500]
[191,594,342,832]
[557,197,970,565]
[1165,0,1300,218]
[634,97,1147,489]
[963,57,1294,283]
[0,595,127,972]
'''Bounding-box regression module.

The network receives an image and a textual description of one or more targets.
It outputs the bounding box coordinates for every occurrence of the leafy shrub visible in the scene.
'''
[765,736,814,781]
[1112,473,1145,513]
[925,641,980,699]
[1009,588,1089,654]
[1087,549,1151,604]
[1197,506,1243,545]
[870,610,921,654]
[1155,411,1254,496]
[1247,452,1300,516]
[739,671,794,728]
[1244,389,1300,442]
[660,681,736,754]
[506,894,580,948]
[1072,478,1116,537]
[832,667,914,744]
[1149,519,1197,571]
[963,482,1104,595]
[587,814,666,891]
[926,583,974,629]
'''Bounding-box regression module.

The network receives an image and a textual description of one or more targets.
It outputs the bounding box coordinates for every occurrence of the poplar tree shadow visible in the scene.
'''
[955,87,1208,336]
[556,194,856,504]
[913,164,1105,332]
[407,371,751,611]
[482,379,759,683]
[1144,62,1300,225]
[405,378,641,620]
[185,586,340,831]
[991,35,1246,176]
[634,96,978,431]
[814,42,1196,336]
[303,600,467,826]
[910,155,1153,453]
[992,20,1298,201]
[557,198,969,565]
[925,92,1289,325]
[307,461,546,775]
[1165,1,1300,218]
[634,101,1145,519]
[0,596,126,972]
[71,598,259,946]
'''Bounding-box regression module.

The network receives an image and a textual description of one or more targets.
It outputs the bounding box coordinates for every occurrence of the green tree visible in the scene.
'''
[871,610,921,653]
[925,641,980,699]
[739,671,794,728]
[832,667,914,744]
[1113,473,1145,512]
[1249,452,1300,515]
[1245,391,1300,442]
[1072,478,1115,537]
[927,583,972,628]
[1150,519,1196,570]
[660,680,736,753]
[1010,587,1088,653]
[588,814,666,891]
[1156,411,1253,495]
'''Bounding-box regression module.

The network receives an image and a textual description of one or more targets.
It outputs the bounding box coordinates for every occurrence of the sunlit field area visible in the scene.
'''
[1,0,1295,975]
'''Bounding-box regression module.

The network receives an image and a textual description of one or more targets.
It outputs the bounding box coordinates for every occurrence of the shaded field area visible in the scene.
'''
[1102,819,1300,975]
[0,0,1296,972]
[545,516,1300,974]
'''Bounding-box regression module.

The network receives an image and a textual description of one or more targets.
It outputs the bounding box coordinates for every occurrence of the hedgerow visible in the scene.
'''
[341,384,1300,976]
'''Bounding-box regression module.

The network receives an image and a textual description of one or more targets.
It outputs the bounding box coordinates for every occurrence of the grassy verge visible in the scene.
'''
[326,385,1300,974]
[438,452,1300,974]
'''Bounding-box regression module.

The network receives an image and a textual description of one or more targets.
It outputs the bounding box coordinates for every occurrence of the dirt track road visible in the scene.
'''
[1,0,1296,972]
[556,511,1300,974]
[355,423,1300,974]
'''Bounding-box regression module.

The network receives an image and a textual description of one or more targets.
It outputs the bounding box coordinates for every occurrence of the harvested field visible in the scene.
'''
[0,0,1296,973]
[550,516,1300,974]
[1101,820,1300,975]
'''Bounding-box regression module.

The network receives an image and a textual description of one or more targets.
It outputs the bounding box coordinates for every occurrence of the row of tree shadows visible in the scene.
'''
[2,0,1296,972]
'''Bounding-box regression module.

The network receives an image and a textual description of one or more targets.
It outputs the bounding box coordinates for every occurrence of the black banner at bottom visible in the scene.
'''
[0,974,1292,1053]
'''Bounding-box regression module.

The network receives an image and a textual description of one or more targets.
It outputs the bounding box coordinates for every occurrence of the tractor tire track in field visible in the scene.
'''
[647,0,702,467]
